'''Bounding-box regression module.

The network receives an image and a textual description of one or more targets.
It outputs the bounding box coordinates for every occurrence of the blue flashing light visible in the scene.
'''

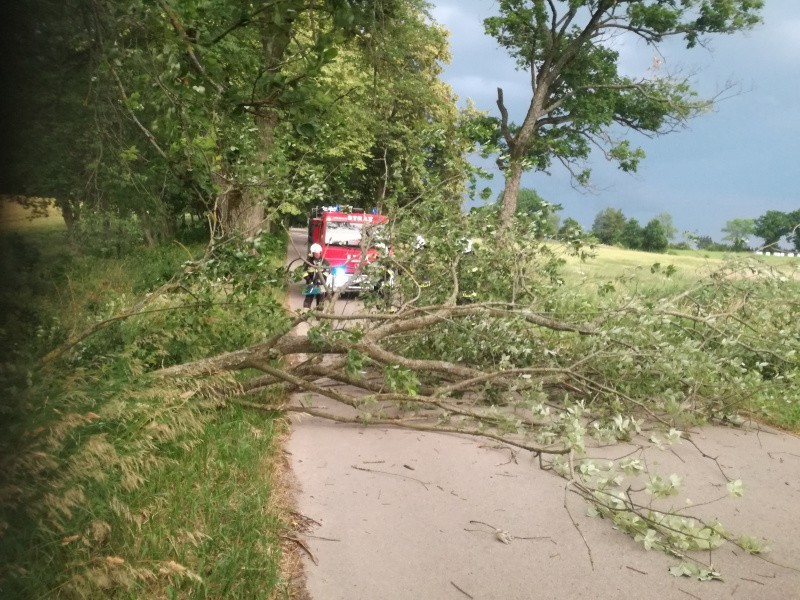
[372,207,378,214]
[334,266,346,277]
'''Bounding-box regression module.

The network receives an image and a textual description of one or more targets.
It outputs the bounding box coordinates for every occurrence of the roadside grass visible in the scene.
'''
[0,208,293,598]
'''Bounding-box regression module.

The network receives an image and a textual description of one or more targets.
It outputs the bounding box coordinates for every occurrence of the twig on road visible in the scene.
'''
[466,520,555,544]
[451,581,474,599]
[564,481,595,570]
[351,464,430,490]
[302,534,341,542]
[626,565,648,575]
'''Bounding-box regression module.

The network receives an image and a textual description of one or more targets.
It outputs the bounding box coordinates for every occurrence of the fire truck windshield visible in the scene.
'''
[325,221,363,246]
[325,221,387,247]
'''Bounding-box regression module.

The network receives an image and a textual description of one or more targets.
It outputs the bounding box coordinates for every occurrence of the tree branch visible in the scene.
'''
[156,0,224,95]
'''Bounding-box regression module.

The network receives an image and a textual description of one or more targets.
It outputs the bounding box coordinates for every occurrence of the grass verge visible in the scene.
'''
[1,209,295,598]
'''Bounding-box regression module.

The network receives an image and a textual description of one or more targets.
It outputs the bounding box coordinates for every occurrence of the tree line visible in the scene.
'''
[1,0,769,249]
[1,0,470,246]
[590,207,800,253]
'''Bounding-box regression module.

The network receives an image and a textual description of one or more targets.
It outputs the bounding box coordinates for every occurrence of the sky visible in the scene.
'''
[428,0,800,242]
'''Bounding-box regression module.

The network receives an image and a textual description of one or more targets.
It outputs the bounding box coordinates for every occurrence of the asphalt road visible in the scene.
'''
[283,229,800,600]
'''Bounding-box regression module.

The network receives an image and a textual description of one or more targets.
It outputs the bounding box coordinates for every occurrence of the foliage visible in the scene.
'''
[654,212,677,242]
[512,188,561,236]
[2,0,467,241]
[722,218,755,251]
[620,218,643,250]
[688,233,733,252]
[71,212,148,258]
[6,206,800,589]
[558,217,584,240]
[1,2,98,228]
[592,209,684,253]
[149,210,800,577]
[753,210,795,250]
[592,208,626,245]
[473,0,763,230]
[268,0,468,216]
[641,218,670,252]
[473,188,561,238]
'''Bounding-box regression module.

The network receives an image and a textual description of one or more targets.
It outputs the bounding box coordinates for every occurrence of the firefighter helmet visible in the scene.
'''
[310,243,322,254]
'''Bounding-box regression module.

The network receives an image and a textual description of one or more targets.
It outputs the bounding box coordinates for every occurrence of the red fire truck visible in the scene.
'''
[307,205,390,293]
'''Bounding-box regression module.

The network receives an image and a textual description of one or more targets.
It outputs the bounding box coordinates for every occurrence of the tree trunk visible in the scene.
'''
[215,7,298,238]
[217,181,265,238]
[58,198,78,231]
[498,162,523,235]
[139,210,176,247]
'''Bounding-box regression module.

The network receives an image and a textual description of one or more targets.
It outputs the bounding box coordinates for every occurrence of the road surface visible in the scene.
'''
[283,228,800,599]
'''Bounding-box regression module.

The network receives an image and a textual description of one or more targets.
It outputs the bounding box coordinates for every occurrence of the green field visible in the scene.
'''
[557,242,799,290]
[0,197,65,231]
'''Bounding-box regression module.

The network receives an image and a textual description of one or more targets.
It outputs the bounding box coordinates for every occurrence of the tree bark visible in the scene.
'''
[58,198,78,231]
[498,161,523,236]
[215,6,299,238]
[216,177,265,238]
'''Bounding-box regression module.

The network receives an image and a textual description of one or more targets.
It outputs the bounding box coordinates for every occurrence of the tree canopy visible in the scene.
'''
[592,208,626,245]
[722,218,755,251]
[754,210,795,250]
[471,0,763,232]
[1,0,467,242]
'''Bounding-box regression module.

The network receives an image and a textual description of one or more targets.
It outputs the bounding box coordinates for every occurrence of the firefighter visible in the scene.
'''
[303,243,330,309]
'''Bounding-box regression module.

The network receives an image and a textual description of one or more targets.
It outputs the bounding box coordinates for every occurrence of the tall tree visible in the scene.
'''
[722,218,755,251]
[641,218,668,252]
[478,0,763,233]
[558,216,583,239]
[620,218,643,250]
[3,0,463,242]
[592,208,625,245]
[267,0,467,215]
[654,212,677,242]
[754,210,793,250]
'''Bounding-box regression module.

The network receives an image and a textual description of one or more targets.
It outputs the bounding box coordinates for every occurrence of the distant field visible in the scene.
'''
[0,197,64,231]
[555,242,800,289]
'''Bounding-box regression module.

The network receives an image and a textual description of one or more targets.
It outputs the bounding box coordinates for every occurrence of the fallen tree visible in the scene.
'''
[143,213,800,575]
[22,208,799,580]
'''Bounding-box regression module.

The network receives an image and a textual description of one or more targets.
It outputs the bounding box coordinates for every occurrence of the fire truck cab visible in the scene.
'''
[307,205,390,293]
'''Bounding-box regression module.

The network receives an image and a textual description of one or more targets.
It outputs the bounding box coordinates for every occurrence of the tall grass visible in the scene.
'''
[0,208,294,599]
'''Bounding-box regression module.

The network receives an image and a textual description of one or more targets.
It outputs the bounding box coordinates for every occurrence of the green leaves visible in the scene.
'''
[736,535,767,554]
[646,474,682,498]
[383,364,420,396]
[635,528,661,551]
[669,562,722,581]
[345,349,367,380]
[726,479,745,498]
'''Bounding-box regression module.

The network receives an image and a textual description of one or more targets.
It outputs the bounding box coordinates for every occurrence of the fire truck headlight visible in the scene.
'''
[332,267,348,288]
